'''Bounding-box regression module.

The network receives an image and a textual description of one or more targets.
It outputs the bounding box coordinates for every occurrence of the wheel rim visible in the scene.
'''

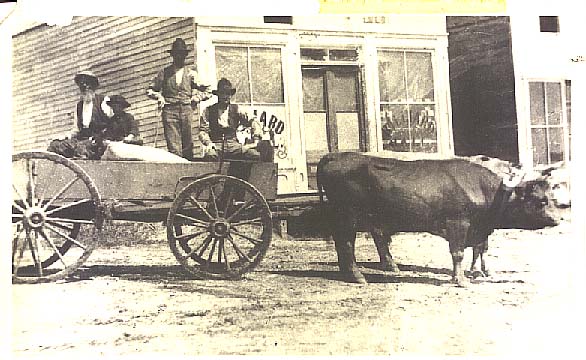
[12,151,103,283]
[168,174,272,279]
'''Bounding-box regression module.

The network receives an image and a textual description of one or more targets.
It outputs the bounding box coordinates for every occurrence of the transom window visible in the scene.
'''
[378,50,437,153]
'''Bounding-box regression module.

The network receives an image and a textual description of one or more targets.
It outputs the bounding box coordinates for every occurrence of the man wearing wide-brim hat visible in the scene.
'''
[47,70,115,159]
[147,38,211,160]
[102,95,141,144]
[199,78,263,161]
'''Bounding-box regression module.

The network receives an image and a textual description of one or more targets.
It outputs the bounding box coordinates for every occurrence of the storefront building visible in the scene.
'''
[11,16,454,194]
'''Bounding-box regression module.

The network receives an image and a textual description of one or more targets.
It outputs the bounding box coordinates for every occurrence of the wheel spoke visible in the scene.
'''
[227,198,257,222]
[45,199,91,216]
[12,184,31,209]
[12,214,24,221]
[195,235,214,258]
[38,229,68,268]
[26,159,37,207]
[43,177,80,211]
[225,234,253,263]
[221,238,231,271]
[45,223,87,250]
[12,200,27,214]
[28,230,43,277]
[46,217,94,225]
[187,195,214,221]
[209,185,220,218]
[47,220,75,234]
[205,237,219,267]
[175,229,209,244]
[223,189,234,216]
[230,217,263,227]
[13,229,30,276]
[174,213,210,229]
[230,227,264,247]
[12,224,25,266]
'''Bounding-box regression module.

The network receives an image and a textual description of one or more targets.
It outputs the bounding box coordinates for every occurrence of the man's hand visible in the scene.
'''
[243,142,258,151]
[196,84,210,92]
[203,143,216,154]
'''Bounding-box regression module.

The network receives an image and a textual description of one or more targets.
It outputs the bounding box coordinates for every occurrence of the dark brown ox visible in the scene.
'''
[316,152,564,286]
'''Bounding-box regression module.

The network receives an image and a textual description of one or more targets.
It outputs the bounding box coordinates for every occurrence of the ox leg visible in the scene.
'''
[332,211,365,284]
[371,228,400,273]
[446,219,471,287]
[470,239,490,278]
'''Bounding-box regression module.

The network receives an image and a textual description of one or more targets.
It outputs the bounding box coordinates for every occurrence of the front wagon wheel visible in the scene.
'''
[167,174,272,279]
[12,151,103,283]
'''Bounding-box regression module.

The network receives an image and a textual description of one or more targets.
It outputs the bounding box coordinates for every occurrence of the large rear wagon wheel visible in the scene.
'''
[12,151,104,283]
[167,174,272,279]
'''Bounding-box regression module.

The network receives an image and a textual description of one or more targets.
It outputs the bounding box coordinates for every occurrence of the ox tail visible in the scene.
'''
[316,154,330,204]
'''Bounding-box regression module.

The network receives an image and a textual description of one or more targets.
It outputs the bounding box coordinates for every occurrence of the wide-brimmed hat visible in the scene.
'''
[74,70,99,90]
[106,94,131,108]
[212,78,236,96]
[168,38,190,54]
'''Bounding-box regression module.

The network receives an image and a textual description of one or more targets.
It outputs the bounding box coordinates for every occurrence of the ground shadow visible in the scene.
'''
[67,264,191,282]
[314,261,453,276]
[268,269,450,286]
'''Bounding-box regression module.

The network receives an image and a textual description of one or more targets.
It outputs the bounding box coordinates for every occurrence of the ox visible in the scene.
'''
[316,152,566,286]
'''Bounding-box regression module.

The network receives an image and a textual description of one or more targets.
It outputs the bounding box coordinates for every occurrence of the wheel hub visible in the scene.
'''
[23,207,46,229]
[210,219,230,237]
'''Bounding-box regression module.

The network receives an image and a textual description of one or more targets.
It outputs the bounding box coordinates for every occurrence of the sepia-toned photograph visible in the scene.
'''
[3,0,584,357]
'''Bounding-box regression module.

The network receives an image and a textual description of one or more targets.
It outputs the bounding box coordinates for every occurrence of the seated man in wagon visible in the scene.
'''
[199,78,273,162]
[47,72,141,159]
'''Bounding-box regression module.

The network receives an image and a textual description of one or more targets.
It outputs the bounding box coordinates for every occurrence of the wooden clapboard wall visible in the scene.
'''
[12,16,197,153]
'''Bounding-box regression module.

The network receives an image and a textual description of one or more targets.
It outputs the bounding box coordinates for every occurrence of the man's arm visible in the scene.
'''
[189,67,211,104]
[198,107,212,147]
[146,69,166,108]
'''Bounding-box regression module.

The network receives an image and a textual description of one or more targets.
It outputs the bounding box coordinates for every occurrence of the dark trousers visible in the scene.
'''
[162,104,195,160]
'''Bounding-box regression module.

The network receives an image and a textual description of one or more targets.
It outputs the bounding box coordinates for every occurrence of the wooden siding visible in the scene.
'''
[12,16,198,153]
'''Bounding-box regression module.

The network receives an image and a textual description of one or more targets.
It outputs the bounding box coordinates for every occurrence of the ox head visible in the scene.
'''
[501,164,570,229]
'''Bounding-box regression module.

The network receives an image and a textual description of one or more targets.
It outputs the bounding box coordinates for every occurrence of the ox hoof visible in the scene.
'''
[343,271,367,284]
[452,276,469,288]
[470,270,488,279]
[381,262,401,274]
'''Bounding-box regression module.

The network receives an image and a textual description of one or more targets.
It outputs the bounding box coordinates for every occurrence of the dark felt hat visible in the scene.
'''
[212,78,237,96]
[168,38,190,54]
[106,94,131,108]
[74,70,99,90]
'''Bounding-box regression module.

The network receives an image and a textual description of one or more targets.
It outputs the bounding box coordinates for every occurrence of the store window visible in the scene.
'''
[378,50,437,152]
[529,81,570,166]
[214,45,288,158]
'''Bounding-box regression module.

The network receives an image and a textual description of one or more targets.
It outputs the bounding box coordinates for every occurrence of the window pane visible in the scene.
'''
[215,46,250,103]
[531,128,548,166]
[302,71,324,112]
[329,49,358,61]
[409,104,437,153]
[406,52,435,102]
[546,82,562,125]
[251,47,284,103]
[381,104,410,151]
[330,71,357,112]
[378,51,406,103]
[529,82,546,125]
[548,127,565,163]
[304,113,328,151]
[337,113,360,151]
[301,48,327,61]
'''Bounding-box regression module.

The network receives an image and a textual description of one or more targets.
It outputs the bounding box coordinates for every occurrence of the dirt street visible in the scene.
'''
[11,220,584,356]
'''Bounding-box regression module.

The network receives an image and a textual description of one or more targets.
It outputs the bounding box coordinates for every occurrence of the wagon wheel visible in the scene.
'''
[12,151,104,283]
[167,174,272,279]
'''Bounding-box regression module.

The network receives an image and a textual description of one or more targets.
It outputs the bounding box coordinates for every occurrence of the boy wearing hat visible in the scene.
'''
[147,38,211,160]
[102,95,141,144]
[199,78,262,161]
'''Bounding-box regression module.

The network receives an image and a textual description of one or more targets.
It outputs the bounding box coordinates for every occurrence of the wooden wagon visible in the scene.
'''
[11,151,283,284]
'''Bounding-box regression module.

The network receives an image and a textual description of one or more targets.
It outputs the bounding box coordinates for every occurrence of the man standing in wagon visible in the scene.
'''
[147,38,211,160]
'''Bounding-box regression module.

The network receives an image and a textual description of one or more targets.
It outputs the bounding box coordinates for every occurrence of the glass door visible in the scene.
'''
[302,65,365,190]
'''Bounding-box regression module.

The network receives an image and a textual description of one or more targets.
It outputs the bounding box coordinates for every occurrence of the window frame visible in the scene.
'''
[527,79,571,166]
[213,43,286,106]
[377,48,439,153]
